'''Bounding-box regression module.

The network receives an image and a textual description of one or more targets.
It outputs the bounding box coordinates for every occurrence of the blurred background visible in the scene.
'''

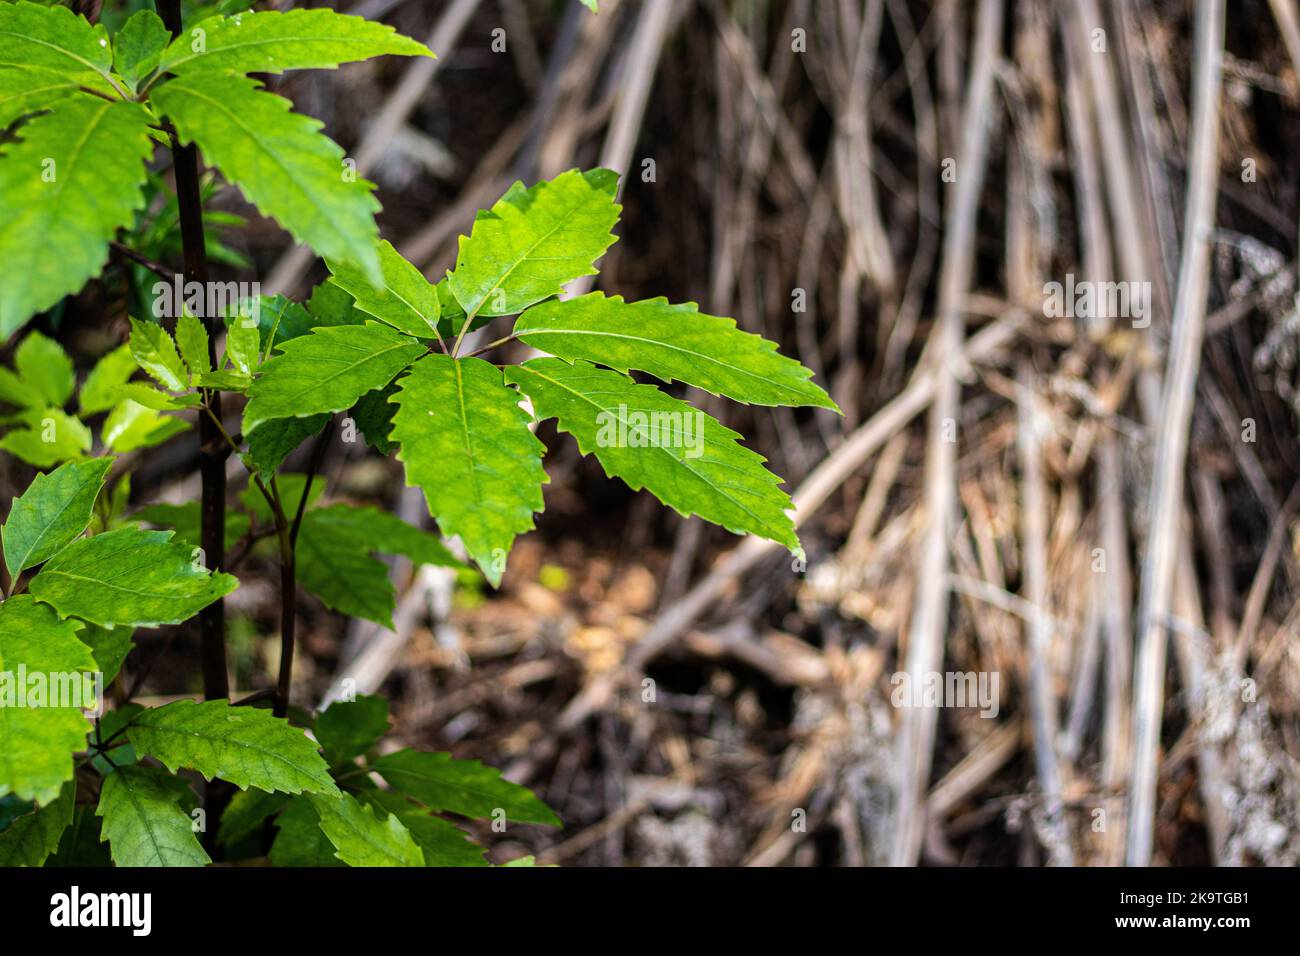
[23,0,1300,865]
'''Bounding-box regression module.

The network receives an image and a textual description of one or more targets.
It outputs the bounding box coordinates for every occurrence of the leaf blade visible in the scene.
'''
[2,457,112,579]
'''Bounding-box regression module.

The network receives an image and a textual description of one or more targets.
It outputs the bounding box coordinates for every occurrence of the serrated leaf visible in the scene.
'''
[157,9,434,76]
[0,65,82,129]
[0,363,43,410]
[391,355,546,586]
[244,412,328,475]
[225,320,262,377]
[243,322,424,435]
[352,383,398,453]
[304,503,461,570]
[0,409,91,468]
[515,293,838,410]
[102,399,189,453]
[30,526,238,628]
[78,344,137,415]
[128,699,338,796]
[0,781,72,866]
[129,318,187,392]
[371,749,559,826]
[269,796,342,866]
[175,310,211,377]
[97,764,210,867]
[307,791,424,867]
[218,787,288,848]
[507,359,799,550]
[192,369,250,392]
[113,9,169,93]
[0,597,95,806]
[327,240,440,337]
[447,169,620,318]
[0,98,152,340]
[2,456,112,578]
[152,72,383,286]
[14,331,74,407]
[315,694,389,765]
[0,2,116,92]
[360,791,487,867]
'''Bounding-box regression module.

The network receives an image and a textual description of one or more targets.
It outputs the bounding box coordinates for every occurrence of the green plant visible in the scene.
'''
[0,0,832,867]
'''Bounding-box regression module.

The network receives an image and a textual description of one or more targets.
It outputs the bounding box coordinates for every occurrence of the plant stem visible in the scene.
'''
[160,0,228,702]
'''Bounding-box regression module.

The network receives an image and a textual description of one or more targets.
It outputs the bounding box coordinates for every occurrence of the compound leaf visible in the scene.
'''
[97,764,209,867]
[507,359,799,550]
[129,699,338,796]
[515,293,838,410]
[29,526,238,628]
[391,355,546,586]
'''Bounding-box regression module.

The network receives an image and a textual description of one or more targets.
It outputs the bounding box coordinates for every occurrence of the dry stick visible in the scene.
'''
[1017,367,1074,865]
[552,310,1021,735]
[265,0,483,296]
[1127,0,1225,868]
[1266,0,1300,98]
[887,0,1002,869]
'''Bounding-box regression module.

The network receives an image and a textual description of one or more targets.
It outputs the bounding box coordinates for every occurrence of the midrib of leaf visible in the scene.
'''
[162,33,408,73]
[452,360,483,504]
[114,774,171,865]
[329,806,413,866]
[37,567,195,601]
[140,721,323,782]
[0,30,117,86]
[258,339,419,413]
[521,366,785,536]
[164,83,336,236]
[521,327,801,398]
[11,100,112,232]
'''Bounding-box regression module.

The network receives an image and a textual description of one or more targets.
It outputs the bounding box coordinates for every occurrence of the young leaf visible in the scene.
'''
[112,9,169,93]
[129,318,187,392]
[79,344,137,415]
[96,765,210,867]
[156,9,434,76]
[14,331,75,407]
[2,456,112,579]
[225,319,262,376]
[447,169,620,319]
[0,781,73,866]
[0,1,117,93]
[370,749,559,827]
[269,797,343,866]
[326,240,441,337]
[0,99,153,340]
[391,355,547,586]
[102,399,189,453]
[0,597,96,806]
[507,359,799,551]
[315,695,390,765]
[0,362,43,410]
[30,527,238,628]
[128,700,338,796]
[515,293,838,410]
[307,791,424,867]
[152,72,383,286]
[242,322,425,435]
[0,409,91,468]
[175,310,211,378]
